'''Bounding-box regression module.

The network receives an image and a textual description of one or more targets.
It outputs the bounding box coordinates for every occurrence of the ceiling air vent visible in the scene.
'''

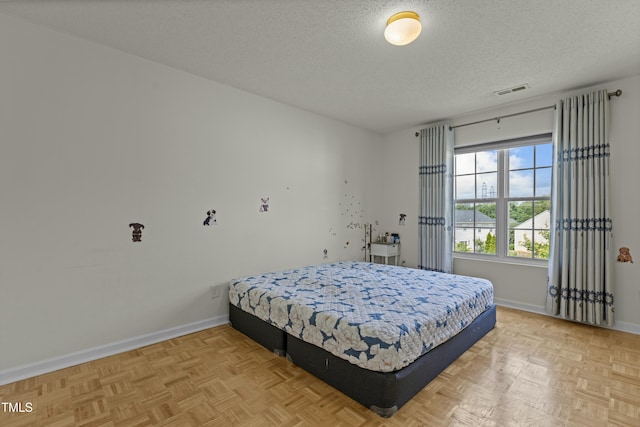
[494,84,530,96]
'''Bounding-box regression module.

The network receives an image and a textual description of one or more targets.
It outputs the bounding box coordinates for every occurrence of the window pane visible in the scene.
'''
[455,152,475,175]
[454,203,475,228]
[535,167,552,197]
[511,223,533,258]
[509,146,534,170]
[476,150,497,173]
[533,229,550,260]
[475,202,497,223]
[536,143,553,167]
[532,201,551,260]
[509,201,533,226]
[533,201,551,229]
[509,200,551,260]
[455,175,475,199]
[475,228,496,254]
[477,172,497,199]
[454,203,495,255]
[509,170,534,197]
[474,203,496,255]
[454,229,472,253]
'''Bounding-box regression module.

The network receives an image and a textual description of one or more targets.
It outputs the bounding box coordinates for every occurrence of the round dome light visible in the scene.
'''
[384,11,422,46]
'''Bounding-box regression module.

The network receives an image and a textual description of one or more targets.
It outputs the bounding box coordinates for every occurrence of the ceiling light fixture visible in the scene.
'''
[384,11,421,46]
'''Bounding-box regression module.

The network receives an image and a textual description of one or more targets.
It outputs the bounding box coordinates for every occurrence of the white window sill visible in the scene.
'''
[453,253,549,269]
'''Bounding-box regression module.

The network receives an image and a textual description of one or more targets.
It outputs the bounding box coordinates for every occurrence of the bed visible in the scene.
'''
[228,261,495,417]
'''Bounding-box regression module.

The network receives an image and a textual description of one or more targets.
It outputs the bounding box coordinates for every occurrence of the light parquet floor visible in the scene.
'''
[1,307,639,426]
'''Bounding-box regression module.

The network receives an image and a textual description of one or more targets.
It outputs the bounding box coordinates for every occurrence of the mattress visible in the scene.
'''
[229,261,494,372]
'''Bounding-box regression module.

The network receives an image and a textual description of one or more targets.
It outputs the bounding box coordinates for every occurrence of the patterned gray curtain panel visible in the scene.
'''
[546,89,614,326]
[418,124,454,273]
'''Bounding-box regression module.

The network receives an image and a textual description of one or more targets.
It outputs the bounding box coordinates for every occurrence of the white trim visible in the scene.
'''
[608,321,640,336]
[3,303,638,387]
[494,298,546,315]
[495,299,640,336]
[0,314,229,386]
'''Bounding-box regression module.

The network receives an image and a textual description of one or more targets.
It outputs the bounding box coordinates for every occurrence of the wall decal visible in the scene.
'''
[339,191,364,222]
[259,197,270,212]
[203,209,217,226]
[399,214,407,226]
[129,223,144,242]
[323,249,328,259]
[617,247,634,263]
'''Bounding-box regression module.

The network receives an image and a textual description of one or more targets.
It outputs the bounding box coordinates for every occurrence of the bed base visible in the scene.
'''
[228,302,496,417]
[228,303,286,356]
[287,304,496,417]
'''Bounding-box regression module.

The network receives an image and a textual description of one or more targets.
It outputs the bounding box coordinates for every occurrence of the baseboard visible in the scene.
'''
[3,302,638,387]
[0,314,229,386]
[494,298,546,315]
[495,298,640,335]
[612,320,640,336]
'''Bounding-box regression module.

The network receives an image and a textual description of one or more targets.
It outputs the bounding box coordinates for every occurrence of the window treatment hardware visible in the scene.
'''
[608,89,622,99]
[413,90,622,136]
[448,105,555,131]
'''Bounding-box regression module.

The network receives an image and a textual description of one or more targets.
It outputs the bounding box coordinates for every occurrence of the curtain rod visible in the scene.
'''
[448,89,623,131]
[449,105,555,131]
[414,90,622,135]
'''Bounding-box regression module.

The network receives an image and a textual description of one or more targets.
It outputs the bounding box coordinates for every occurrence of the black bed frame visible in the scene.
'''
[229,303,496,417]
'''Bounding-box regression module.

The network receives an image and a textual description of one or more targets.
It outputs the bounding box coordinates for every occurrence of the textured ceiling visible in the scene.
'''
[1,0,639,134]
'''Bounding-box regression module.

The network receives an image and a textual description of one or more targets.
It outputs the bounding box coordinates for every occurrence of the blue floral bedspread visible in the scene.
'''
[229,261,494,372]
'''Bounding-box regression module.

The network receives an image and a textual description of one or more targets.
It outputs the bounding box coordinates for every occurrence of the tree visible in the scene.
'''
[477,203,496,219]
[509,201,551,224]
[455,241,471,252]
[484,232,496,254]
[520,229,550,259]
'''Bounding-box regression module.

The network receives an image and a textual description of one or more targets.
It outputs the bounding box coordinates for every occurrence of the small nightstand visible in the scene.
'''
[370,242,400,265]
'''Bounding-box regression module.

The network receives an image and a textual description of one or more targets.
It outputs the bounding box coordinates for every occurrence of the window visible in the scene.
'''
[454,134,552,261]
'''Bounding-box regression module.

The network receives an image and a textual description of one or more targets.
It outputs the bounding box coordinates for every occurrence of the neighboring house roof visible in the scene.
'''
[455,209,495,225]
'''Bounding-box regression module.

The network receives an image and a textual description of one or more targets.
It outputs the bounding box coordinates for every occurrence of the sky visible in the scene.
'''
[455,143,552,201]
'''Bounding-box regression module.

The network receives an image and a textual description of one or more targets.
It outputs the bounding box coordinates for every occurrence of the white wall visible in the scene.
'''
[381,74,640,332]
[0,14,383,374]
[2,11,638,382]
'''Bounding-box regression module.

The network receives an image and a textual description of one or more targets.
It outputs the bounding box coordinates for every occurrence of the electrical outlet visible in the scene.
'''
[210,285,221,299]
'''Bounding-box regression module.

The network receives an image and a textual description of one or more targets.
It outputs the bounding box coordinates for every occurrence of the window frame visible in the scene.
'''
[453,133,553,264]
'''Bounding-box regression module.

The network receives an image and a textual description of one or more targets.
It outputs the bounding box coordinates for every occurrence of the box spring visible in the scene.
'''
[229,303,287,356]
[229,302,496,417]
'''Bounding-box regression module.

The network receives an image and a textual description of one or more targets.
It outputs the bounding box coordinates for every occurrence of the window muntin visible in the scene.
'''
[454,136,552,262]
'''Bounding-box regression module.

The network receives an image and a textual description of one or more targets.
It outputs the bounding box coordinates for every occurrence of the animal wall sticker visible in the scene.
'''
[203,209,217,226]
[617,247,634,263]
[129,223,144,242]
[259,197,270,212]
[399,214,407,226]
